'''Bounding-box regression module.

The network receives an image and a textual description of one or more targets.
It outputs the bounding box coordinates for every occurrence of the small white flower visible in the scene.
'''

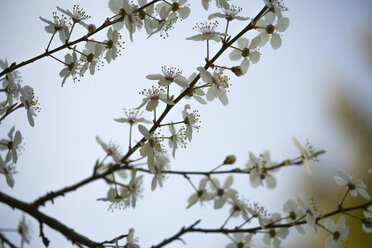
[137,86,175,112]
[362,205,372,233]
[59,50,79,86]
[292,137,318,175]
[246,151,276,189]
[256,14,289,50]
[182,73,207,104]
[282,199,305,234]
[108,0,142,41]
[138,125,163,168]
[187,177,214,208]
[56,5,90,28]
[156,0,191,21]
[262,213,289,247]
[226,233,252,248]
[18,215,31,245]
[79,41,103,76]
[297,196,319,232]
[229,37,260,74]
[95,136,122,164]
[228,195,250,221]
[1,59,22,106]
[150,154,169,190]
[208,5,249,22]
[0,155,15,188]
[324,215,349,248]
[20,86,38,127]
[210,176,237,209]
[263,0,287,18]
[182,104,200,142]
[0,126,23,163]
[333,169,370,200]
[103,28,123,63]
[197,67,229,105]
[39,13,70,43]
[168,123,185,158]
[186,21,227,42]
[126,228,140,248]
[122,169,144,208]
[138,0,157,35]
[114,109,151,125]
[146,66,188,87]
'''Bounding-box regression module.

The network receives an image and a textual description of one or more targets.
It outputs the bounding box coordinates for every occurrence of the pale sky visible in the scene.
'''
[0,0,371,247]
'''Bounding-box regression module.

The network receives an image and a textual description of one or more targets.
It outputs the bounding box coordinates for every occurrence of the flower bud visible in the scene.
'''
[88,24,96,33]
[231,66,243,77]
[223,155,236,165]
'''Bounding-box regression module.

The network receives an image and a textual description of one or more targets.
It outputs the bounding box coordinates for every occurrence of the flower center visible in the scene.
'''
[242,48,250,57]
[289,211,296,220]
[217,188,224,197]
[347,182,355,190]
[171,2,179,12]
[333,231,340,240]
[269,229,276,238]
[266,24,275,34]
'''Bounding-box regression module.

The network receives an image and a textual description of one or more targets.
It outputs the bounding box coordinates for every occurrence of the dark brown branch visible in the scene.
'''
[0,0,161,78]
[0,191,101,248]
[150,201,371,248]
[151,220,201,248]
[0,232,18,248]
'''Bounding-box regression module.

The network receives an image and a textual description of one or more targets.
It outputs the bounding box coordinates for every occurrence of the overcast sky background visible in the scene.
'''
[0,0,372,247]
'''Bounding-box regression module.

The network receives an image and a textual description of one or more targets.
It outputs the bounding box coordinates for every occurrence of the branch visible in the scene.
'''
[0,0,161,78]
[0,191,101,248]
[120,5,270,164]
[0,233,18,248]
[150,201,372,248]
[150,220,201,248]
[31,5,270,208]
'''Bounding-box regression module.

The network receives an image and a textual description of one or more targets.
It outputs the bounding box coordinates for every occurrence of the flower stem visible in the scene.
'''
[129,123,133,150]
[49,54,68,66]
[46,30,57,52]
[338,189,349,207]
[159,121,184,127]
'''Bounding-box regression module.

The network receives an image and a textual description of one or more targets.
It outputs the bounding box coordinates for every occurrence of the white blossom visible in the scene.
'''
[156,0,191,21]
[292,137,317,175]
[262,213,289,247]
[95,136,122,164]
[282,199,305,234]
[187,177,214,208]
[246,151,276,189]
[114,109,151,125]
[39,13,70,43]
[0,59,22,105]
[108,0,142,41]
[150,154,169,190]
[229,37,261,74]
[0,155,15,188]
[208,5,249,22]
[362,205,372,233]
[56,5,90,28]
[146,66,188,87]
[297,196,319,232]
[186,21,227,42]
[226,233,252,248]
[20,86,38,127]
[256,14,289,50]
[126,228,140,248]
[18,215,31,245]
[79,41,103,76]
[182,104,200,142]
[197,67,229,105]
[138,125,163,168]
[182,73,207,104]
[103,28,123,63]
[333,169,370,200]
[168,123,185,158]
[137,86,175,112]
[209,176,237,209]
[122,169,144,208]
[324,215,349,248]
[59,50,79,86]
[0,126,23,163]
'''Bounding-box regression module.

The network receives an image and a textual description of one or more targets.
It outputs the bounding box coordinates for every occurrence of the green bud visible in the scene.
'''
[223,155,236,165]
[231,66,243,77]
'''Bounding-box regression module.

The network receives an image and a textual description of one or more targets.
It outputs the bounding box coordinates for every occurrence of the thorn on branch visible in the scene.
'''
[39,222,50,247]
